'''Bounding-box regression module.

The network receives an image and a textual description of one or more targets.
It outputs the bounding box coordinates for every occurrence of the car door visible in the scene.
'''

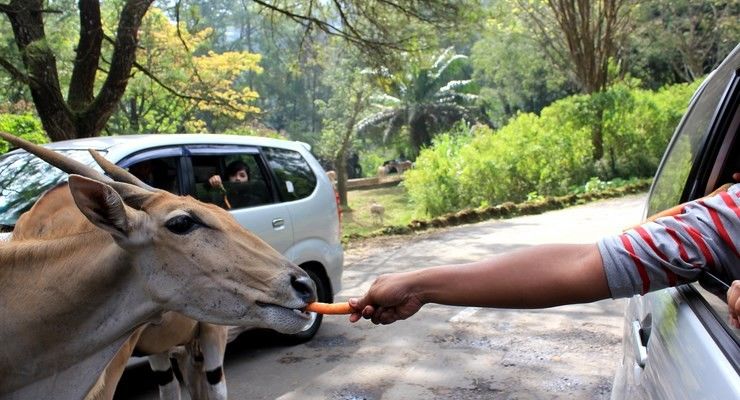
[183,145,295,254]
[612,45,740,399]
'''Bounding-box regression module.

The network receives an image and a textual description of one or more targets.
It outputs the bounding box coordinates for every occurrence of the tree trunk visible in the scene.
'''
[67,0,102,110]
[591,108,604,161]
[409,115,431,158]
[335,88,368,208]
[336,149,349,208]
[522,0,631,162]
[81,0,154,138]
[4,0,77,140]
[128,97,139,132]
[1,0,154,141]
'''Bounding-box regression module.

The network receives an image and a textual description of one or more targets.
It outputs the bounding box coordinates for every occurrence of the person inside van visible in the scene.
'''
[207,160,266,209]
[209,160,249,189]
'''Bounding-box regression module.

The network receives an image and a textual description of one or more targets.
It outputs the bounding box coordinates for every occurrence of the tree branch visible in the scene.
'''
[85,0,154,137]
[248,0,434,54]
[173,1,209,91]
[101,23,249,118]
[67,0,103,109]
[0,3,61,14]
[130,59,249,114]
[0,54,30,84]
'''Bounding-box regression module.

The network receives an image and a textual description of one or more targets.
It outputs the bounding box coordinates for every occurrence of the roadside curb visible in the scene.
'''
[342,179,651,243]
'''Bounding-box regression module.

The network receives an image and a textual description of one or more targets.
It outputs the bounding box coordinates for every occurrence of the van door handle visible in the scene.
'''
[631,320,649,368]
[272,218,285,229]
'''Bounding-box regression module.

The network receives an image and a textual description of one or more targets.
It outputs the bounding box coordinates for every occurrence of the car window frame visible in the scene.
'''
[117,146,186,195]
[685,69,740,201]
[182,144,280,205]
[670,68,740,361]
[260,145,318,202]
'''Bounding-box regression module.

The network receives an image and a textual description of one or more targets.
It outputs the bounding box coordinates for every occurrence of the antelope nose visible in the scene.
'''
[291,274,316,303]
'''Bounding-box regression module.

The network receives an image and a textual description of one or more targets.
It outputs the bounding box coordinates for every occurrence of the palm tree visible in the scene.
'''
[356,48,487,158]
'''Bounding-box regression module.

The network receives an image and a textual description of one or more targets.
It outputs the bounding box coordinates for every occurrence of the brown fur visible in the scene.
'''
[13,182,233,400]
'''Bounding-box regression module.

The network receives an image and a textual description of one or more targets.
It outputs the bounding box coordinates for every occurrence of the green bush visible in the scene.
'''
[359,151,386,178]
[405,80,701,218]
[403,130,472,216]
[0,114,47,154]
[590,80,701,179]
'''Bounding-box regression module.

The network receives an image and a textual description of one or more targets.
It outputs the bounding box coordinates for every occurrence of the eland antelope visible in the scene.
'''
[13,190,231,400]
[12,148,233,400]
[0,131,316,399]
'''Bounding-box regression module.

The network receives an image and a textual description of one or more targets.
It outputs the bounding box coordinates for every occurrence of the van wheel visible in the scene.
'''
[280,268,330,344]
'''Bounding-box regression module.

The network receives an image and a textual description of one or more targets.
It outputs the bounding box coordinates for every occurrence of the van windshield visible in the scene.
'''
[0,149,99,227]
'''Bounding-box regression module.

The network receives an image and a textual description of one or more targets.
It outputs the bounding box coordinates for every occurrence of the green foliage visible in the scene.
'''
[629,0,740,86]
[0,114,47,154]
[572,80,703,179]
[106,6,263,134]
[470,4,574,127]
[403,126,474,216]
[356,47,484,157]
[404,79,701,217]
[358,151,387,178]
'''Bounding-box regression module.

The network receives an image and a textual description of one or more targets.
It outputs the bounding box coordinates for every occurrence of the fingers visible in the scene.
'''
[348,272,413,325]
[728,281,740,329]
[209,175,223,188]
[348,298,400,325]
[348,298,373,323]
[371,307,402,325]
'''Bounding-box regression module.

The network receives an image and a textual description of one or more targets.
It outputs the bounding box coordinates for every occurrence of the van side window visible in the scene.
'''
[262,147,317,201]
[190,153,271,210]
[127,157,180,194]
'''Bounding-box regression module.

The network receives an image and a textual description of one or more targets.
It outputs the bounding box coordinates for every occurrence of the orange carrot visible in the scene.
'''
[304,301,353,315]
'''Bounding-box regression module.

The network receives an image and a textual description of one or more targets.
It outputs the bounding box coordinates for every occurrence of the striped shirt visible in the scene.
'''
[598,183,740,299]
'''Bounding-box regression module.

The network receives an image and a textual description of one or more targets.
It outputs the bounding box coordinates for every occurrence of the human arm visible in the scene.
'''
[349,243,610,324]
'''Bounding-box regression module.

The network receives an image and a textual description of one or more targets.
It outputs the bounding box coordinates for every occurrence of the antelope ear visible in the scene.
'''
[67,175,135,240]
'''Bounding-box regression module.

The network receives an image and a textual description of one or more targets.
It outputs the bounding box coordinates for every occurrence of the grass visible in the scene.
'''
[340,177,653,243]
[342,184,415,238]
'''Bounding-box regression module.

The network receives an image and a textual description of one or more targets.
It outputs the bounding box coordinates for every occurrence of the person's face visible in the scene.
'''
[229,169,248,183]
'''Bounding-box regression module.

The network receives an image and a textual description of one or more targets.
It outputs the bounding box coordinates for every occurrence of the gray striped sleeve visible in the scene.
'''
[598,183,740,299]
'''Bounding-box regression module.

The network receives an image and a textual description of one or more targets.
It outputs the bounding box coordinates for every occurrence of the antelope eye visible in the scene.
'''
[165,215,200,235]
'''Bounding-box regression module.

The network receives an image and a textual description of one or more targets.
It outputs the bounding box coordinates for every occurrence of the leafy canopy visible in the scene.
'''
[357,47,483,157]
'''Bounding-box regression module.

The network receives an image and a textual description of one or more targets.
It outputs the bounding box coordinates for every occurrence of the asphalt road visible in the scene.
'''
[116,193,647,400]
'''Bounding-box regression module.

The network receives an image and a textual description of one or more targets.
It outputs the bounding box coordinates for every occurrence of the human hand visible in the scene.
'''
[208,175,223,189]
[349,272,425,325]
[728,280,740,329]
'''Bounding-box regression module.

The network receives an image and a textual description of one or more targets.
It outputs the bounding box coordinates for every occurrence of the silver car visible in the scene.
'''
[0,133,344,342]
[611,44,740,398]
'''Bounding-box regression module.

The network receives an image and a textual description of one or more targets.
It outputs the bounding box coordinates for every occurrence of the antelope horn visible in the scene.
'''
[88,149,160,192]
[0,131,112,183]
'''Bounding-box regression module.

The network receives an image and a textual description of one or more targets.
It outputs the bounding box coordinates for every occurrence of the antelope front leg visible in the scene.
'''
[177,323,228,400]
[148,353,181,400]
[200,324,228,400]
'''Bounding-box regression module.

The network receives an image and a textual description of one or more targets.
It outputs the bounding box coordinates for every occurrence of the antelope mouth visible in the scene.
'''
[256,301,312,319]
